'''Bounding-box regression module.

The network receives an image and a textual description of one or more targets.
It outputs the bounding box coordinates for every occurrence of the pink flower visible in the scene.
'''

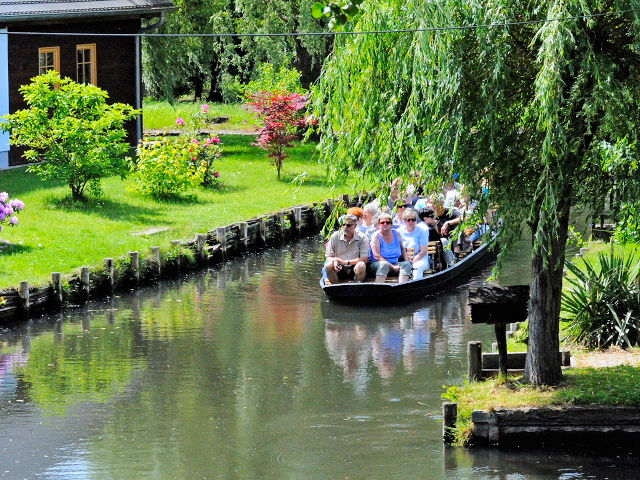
[213,171,220,178]
[9,216,18,225]
[176,117,185,126]
[201,104,209,113]
[211,136,221,144]
[191,139,199,144]
[192,156,197,161]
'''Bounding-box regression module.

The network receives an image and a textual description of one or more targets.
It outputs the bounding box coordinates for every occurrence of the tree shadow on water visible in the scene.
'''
[47,195,163,223]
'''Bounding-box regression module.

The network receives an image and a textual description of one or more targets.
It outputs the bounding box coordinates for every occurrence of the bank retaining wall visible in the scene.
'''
[0,194,367,323]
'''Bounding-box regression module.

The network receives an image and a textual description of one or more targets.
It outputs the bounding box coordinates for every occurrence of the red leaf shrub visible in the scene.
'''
[247,90,309,179]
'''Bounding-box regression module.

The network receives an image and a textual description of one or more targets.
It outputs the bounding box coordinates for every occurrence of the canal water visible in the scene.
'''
[0,236,638,479]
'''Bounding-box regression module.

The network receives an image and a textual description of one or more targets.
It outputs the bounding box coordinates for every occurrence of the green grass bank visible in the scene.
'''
[0,135,346,288]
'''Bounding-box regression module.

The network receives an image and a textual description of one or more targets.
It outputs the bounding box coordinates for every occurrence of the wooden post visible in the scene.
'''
[259,218,267,244]
[171,240,182,270]
[467,341,482,382]
[443,402,458,445]
[18,281,29,314]
[495,324,508,377]
[129,251,140,285]
[342,194,350,205]
[105,258,115,292]
[80,267,90,301]
[195,234,207,264]
[51,272,63,307]
[239,222,249,250]
[151,246,161,278]
[216,227,227,257]
[294,206,303,235]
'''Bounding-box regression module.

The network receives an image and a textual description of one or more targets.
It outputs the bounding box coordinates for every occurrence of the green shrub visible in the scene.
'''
[562,252,640,348]
[130,137,206,197]
[0,71,138,200]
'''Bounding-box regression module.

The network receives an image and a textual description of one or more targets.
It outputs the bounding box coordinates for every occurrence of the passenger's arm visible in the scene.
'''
[371,235,385,262]
[413,244,429,263]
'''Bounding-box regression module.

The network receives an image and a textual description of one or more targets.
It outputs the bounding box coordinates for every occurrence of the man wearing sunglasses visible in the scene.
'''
[324,214,370,283]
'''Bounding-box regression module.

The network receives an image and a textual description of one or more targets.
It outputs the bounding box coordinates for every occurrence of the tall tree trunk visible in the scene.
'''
[525,184,572,386]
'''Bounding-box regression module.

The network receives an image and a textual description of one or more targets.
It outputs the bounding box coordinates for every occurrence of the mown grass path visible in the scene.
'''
[0,135,347,288]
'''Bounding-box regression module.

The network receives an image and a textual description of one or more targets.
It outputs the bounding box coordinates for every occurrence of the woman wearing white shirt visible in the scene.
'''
[399,209,431,280]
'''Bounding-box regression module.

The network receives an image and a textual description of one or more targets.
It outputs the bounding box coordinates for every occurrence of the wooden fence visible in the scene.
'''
[0,194,369,323]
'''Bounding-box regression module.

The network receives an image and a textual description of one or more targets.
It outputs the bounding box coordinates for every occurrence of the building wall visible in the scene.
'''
[0,27,9,168]
[7,18,141,166]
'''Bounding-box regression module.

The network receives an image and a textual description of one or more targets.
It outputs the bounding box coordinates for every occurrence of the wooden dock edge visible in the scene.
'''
[471,405,640,447]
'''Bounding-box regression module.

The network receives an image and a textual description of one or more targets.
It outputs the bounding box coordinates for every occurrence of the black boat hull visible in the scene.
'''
[320,240,496,304]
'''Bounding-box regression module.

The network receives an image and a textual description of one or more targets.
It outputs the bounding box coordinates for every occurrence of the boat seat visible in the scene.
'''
[472,240,483,250]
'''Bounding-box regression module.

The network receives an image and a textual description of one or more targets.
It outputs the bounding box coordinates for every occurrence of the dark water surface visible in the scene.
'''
[0,236,637,479]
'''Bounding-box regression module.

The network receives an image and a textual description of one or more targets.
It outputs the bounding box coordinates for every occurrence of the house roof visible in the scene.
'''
[0,0,175,23]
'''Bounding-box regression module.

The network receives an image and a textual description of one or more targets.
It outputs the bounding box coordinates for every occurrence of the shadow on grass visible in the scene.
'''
[47,195,163,222]
[280,171,336,188]
[0,242,34,256]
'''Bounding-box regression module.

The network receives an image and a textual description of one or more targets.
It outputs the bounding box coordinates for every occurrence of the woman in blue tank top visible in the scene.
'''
[368,213,413,283]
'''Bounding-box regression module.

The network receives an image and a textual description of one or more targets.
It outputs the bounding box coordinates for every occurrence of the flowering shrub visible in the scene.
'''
[246,91,308,179]
[0,192,25,232]
[130,104,222,196]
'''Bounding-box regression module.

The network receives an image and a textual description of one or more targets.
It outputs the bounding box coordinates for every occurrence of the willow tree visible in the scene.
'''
[313,0,640,385]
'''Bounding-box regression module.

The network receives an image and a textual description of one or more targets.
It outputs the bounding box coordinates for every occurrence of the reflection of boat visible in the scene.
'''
[320,239,495,304]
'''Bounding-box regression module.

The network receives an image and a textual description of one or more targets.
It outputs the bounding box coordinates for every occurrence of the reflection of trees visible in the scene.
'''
[14,313,144,413]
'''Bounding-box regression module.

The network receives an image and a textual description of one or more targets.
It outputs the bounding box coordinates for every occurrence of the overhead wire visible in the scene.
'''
[2,6,640,38]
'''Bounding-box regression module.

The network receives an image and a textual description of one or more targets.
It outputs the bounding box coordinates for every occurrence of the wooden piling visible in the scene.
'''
[259,218,267,244]
[294,206,303,234]
[51,272,63,307]
[129,251,140,285]
[105,258,115,292]
[80,266,90,300]
[468,341,483,382]
[239,222,249,250]
[443,402,458,445]
[18,281,29,314]
[216,227,227,257]
[195,234,207,264]
[494,324,508,377]
[151,246,161,278]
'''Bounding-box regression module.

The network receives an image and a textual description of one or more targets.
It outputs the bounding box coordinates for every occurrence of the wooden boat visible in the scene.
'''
[320,237,496,304]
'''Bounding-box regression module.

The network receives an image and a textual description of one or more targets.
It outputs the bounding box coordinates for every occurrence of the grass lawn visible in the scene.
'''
[143,100,256,131]
[0,135,350,288]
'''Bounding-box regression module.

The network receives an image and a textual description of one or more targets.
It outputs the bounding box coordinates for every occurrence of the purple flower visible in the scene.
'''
[201,104,210,113]
[0,192,8,203]
[213,171,220,178]
[9,216,18,225]
[176,117,185,126]
[191,139,199,145]
[5,206,13,215]
[0,212,5,221]
[9,199,24,211]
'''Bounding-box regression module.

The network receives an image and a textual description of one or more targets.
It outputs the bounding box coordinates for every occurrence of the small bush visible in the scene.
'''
[562,252,640,348]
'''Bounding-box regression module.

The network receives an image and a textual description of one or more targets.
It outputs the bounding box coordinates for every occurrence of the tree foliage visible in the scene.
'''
[1,72,138,200]
[312,0,640,385]
[142,0,332,101]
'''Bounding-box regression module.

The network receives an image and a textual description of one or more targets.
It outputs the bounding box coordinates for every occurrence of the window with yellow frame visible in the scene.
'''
[76,44,97,85]
[38,46,60,75]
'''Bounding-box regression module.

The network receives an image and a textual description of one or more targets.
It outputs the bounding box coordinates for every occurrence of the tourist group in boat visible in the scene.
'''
[323,178,492,285]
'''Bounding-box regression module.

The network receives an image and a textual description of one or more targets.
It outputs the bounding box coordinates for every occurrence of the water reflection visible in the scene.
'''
[0,236,637,479]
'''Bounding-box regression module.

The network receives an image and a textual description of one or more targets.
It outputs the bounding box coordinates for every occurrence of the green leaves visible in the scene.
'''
[1,72,138,200]
[310,0,363,29]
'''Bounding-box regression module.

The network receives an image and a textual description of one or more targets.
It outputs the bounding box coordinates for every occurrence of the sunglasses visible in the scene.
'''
[405,218,417,222]
[379,220,392,225]
[400,204,411,208]
[343,223,355,227]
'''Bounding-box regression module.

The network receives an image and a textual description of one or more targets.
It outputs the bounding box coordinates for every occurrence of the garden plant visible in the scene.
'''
[0,71,138,200]
[0,192,24,233]
[130,104,222,197]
